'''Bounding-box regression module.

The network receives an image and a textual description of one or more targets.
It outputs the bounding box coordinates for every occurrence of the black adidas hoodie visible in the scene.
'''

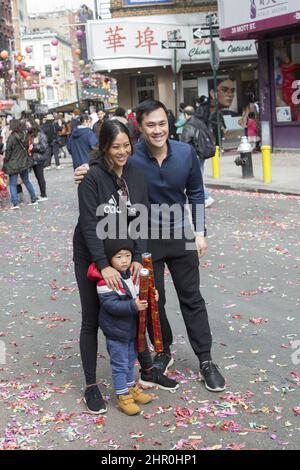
[73,157,148,270]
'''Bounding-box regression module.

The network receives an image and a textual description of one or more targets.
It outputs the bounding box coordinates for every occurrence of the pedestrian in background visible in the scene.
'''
[181,106,215,208]
[3,119,38,209]
[92,109,106,140]
[112,107,128,126]
[28,118,49,201]
[68,114,98,170]
[247,112,260,150]
[174,102,186,140]
[42,114,61,170]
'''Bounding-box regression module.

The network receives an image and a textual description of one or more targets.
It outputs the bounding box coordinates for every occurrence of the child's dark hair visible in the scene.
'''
[248,112,255,119]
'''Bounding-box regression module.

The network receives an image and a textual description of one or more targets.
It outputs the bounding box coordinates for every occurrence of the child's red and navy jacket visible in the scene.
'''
[87,263,139,341]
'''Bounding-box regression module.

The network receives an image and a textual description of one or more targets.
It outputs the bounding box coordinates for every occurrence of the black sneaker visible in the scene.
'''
[139,368,179,391]
[84,385,107,414]
[200,361,226,392]
[153,352,174,373]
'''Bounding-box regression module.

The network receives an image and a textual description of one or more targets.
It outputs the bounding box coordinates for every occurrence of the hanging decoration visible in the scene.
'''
[0,51,9,60]
[51,38,59,47]
[18,64,31,80]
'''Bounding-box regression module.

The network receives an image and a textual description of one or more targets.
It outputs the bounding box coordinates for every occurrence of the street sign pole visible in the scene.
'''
[173,49,178,117]
[209,14,222,151]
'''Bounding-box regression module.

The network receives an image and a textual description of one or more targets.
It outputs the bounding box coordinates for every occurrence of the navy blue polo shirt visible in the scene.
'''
[131,139,205,234]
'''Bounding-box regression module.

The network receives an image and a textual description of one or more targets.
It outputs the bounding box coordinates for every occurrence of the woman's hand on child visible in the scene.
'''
[155,290,159,302]
[101,266,122,291]
[130,262,143,285]
[135,297,148,311]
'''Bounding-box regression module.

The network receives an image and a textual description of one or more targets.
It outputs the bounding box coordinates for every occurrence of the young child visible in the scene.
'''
[87,239,156,416]
[247,112,259,150]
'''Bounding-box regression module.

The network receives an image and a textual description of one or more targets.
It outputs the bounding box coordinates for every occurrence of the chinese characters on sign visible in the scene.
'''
[136,27,158,54]
[104,26,126,53]
[104,25,158,55]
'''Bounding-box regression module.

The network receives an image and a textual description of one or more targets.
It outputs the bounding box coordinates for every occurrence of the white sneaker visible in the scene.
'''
[56,165,63,170]
[44,166,52,170]
[205,196,215,208]
[38,196,48,202]
[10,204,20,210]
[29,200,39,206]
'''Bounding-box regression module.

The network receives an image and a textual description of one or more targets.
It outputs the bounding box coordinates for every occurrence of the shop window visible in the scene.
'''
[274,35,300,123]
[45,65,52,77]
[43,44,51,59]
[184,87,198,107]
[135,75,156,104]
[46,86,55,101]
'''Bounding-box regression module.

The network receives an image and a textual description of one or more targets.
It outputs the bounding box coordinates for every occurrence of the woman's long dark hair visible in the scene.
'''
[97,120,133,170]
[9,119,26,135]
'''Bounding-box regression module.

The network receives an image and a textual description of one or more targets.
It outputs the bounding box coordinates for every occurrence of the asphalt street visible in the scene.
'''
[0,163,299,451]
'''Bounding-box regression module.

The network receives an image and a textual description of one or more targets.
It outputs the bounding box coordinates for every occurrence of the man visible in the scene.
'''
[181,106,214,208]
[92,109,105,139]
[68,114,98,170]
[42,114,62,170]
[74,100,226,393]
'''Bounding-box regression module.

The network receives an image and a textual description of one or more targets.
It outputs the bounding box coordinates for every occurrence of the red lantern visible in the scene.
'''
[51,39,59,46]
[74,49,81,56]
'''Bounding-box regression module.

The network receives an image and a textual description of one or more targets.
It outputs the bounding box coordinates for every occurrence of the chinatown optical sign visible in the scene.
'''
[123,1,174,6]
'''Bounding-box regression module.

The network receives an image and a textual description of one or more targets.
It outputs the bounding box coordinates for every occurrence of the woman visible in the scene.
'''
[174,103,186,140]
[28,119,48,201]
[73,120,177,415]
[3,119,37,209]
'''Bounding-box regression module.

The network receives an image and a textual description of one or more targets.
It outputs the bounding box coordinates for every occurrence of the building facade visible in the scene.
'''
[21,31,77,110]
[87,0,258,129]
[218,0,300,150]
[0,0,14,100]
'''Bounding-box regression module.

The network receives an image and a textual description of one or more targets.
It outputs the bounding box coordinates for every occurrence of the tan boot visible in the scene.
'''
[117,394,141,416]
[129,385,154,404]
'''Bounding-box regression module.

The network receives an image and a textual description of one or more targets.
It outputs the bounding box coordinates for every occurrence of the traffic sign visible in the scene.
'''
[161,40,186,49]
[193,26,219,39]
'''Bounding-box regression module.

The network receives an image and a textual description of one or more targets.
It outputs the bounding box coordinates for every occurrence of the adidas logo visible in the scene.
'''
[104,195,121,214]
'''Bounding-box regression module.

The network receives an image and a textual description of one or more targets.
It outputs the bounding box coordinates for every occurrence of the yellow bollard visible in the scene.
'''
[211,145,220,179]
[261,145,272,183]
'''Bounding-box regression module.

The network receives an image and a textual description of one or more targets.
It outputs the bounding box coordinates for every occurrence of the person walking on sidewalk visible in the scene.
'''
[68,114,98,170]
[181,106,215,208]
[88,239,155,416]
[3,119,38,209]
[28,119,49,201]
[73,120,178,415]
[74,100,226,393]
[42,114,61,170]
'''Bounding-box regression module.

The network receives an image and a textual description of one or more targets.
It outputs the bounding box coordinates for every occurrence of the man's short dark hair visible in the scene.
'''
[136,99,168,125]
[183,106,195,116]
[115,107,126,117]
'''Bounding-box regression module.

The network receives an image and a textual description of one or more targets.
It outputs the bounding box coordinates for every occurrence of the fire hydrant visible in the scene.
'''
[235,136,254,178]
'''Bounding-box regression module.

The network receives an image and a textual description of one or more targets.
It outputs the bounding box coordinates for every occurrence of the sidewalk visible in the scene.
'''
[205,150,300,195]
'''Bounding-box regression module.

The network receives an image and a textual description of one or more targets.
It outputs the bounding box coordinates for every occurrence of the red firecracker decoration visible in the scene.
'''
[141,253,163,353]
